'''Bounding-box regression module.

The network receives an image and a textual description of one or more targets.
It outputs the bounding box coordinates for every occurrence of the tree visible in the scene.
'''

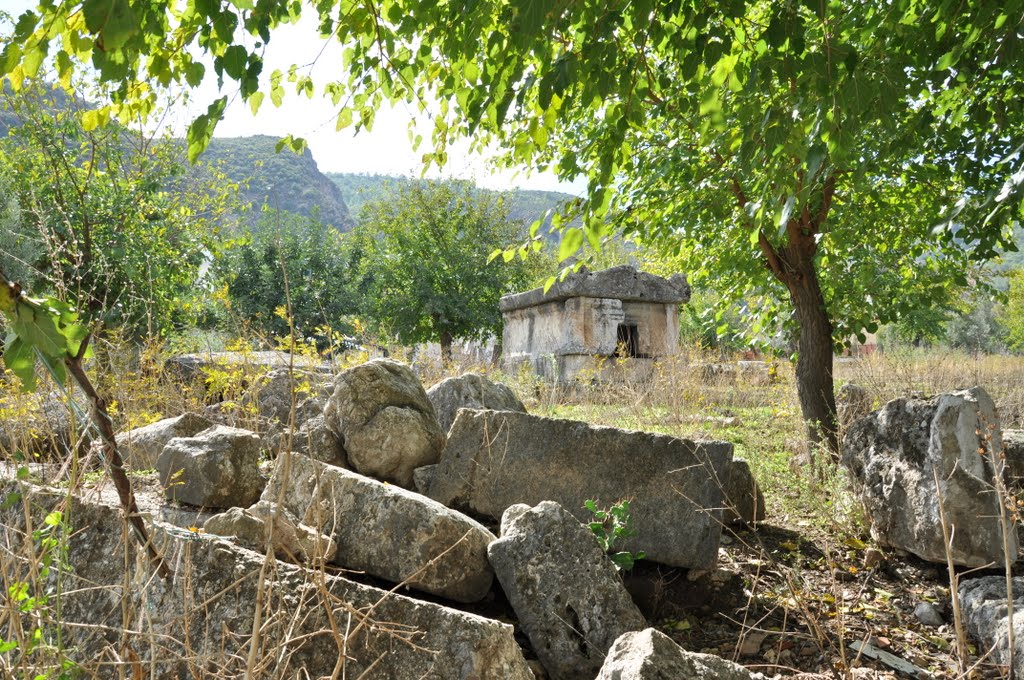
[7,1,1023,453]
[0,83,236,337]
[216,209,362,340]
[354,180,532,363]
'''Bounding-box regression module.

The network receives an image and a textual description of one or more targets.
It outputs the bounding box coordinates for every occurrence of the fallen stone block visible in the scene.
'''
[427,372,526,435]
[116,412,213,470]
[488,501,647,680]
[960,575,1024,677]
[324,358,445,487]
[157,424,265,509]
[424,409,732,570]
[597,628,757,679]
[841,386,1017,567]
[0,479,533,680]
[203,500,337,563]
[265,451,495,603]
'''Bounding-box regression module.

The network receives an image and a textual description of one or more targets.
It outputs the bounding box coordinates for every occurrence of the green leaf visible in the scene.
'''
[3,336,36,391]
[82,0,139,51]
[558,227,583,262]
[221,45,247,80]
[186,97,227,163]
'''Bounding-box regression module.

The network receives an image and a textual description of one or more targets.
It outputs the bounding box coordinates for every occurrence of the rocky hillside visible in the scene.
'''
[328,172,577,236]
[197,136,354,230]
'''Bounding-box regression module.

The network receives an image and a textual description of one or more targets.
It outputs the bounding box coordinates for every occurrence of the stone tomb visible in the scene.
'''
[500,265,690,382]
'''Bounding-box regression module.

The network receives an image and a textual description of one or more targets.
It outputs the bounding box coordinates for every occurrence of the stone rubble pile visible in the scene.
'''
[26,359,1023,677]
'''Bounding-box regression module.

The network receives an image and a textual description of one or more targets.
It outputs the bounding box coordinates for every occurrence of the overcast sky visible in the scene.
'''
[5,2,583,194]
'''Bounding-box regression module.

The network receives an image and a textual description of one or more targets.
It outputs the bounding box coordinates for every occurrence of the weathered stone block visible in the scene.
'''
[841,386,1017,567]
[960,575,1024,677]
[0,480,533,679]
[488,502,646,680]
[424,409,732,570]
[323,358,445,487]
[116,412,212,469]
[426,373,526,435]
[597,628,757,680]
[157,425,265,509]
[265,452,495,602]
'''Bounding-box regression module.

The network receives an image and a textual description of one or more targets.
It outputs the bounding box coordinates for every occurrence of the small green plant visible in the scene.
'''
[584,499,645,571]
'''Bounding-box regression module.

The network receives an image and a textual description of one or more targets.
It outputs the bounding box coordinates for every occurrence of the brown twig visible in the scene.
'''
[63,334,173,580]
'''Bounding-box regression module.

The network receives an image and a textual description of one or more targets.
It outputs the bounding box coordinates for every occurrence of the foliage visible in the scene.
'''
[215,209,361,341]
[7,0,1024,450]
[583,499,645,571]
[0,172,41,287]
[947,296,1006,355]
[1,274,91,391]
[0,501,76,679]
[0,83,235,337]
[353,179,534,359]
[328,172,576,241]
[1004,270,1024,354]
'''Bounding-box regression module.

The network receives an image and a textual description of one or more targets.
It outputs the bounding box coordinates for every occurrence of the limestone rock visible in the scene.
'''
[596,628,757,680]
[323,359,445,487]
[722,459,765,525]
[245,368,332,425]
[960,575,1024,677]
[265,451,495,602]
[836,383,872,428]
[203,500,337,563]
[427,373,526,434]
[157,425,265,509]
[425,409,732,570]
[0,479,533,679]
[487,501,647,680]
[1003,429,1024,490]
[294,414,347,466]
[841,386,1017,567]
[116,412,213,470]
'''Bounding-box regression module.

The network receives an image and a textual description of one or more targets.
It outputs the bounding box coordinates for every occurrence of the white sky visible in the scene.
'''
[5,1,583,194]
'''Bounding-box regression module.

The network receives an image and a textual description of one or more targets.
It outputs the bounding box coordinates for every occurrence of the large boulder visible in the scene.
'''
[203,500,337,563]
[1003,429,1024,490]
[0,479,534,679]
[836,383,872,428]
[841,387,1017,567]
[722,458,765,525]
[157,425,265,509]
[959,575,1024,677]
[488,502,647,680]
[116,412,213,469]
[596,628,757,680]
[424,409,733,570]
[426,373,526,434]
[244,368,332,425]
[265,451,495,603]
[323,359,445,487]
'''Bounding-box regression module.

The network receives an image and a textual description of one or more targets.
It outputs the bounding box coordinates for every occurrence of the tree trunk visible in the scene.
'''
[789,265,839,458]
[440,330,454,368]
[744,174,840,459]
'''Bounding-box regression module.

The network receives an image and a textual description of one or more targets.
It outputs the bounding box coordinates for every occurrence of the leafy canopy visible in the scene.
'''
[5,0,1022,346]
[353,179,534,351]
[0,83,237,337]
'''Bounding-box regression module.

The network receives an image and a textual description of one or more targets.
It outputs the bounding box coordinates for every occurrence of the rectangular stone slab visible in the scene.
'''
[424,409,733,570]
[0,480,533,680]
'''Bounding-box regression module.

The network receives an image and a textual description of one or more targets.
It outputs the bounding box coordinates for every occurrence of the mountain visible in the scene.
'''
[327,172,578,236]
[198,136,353,230]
